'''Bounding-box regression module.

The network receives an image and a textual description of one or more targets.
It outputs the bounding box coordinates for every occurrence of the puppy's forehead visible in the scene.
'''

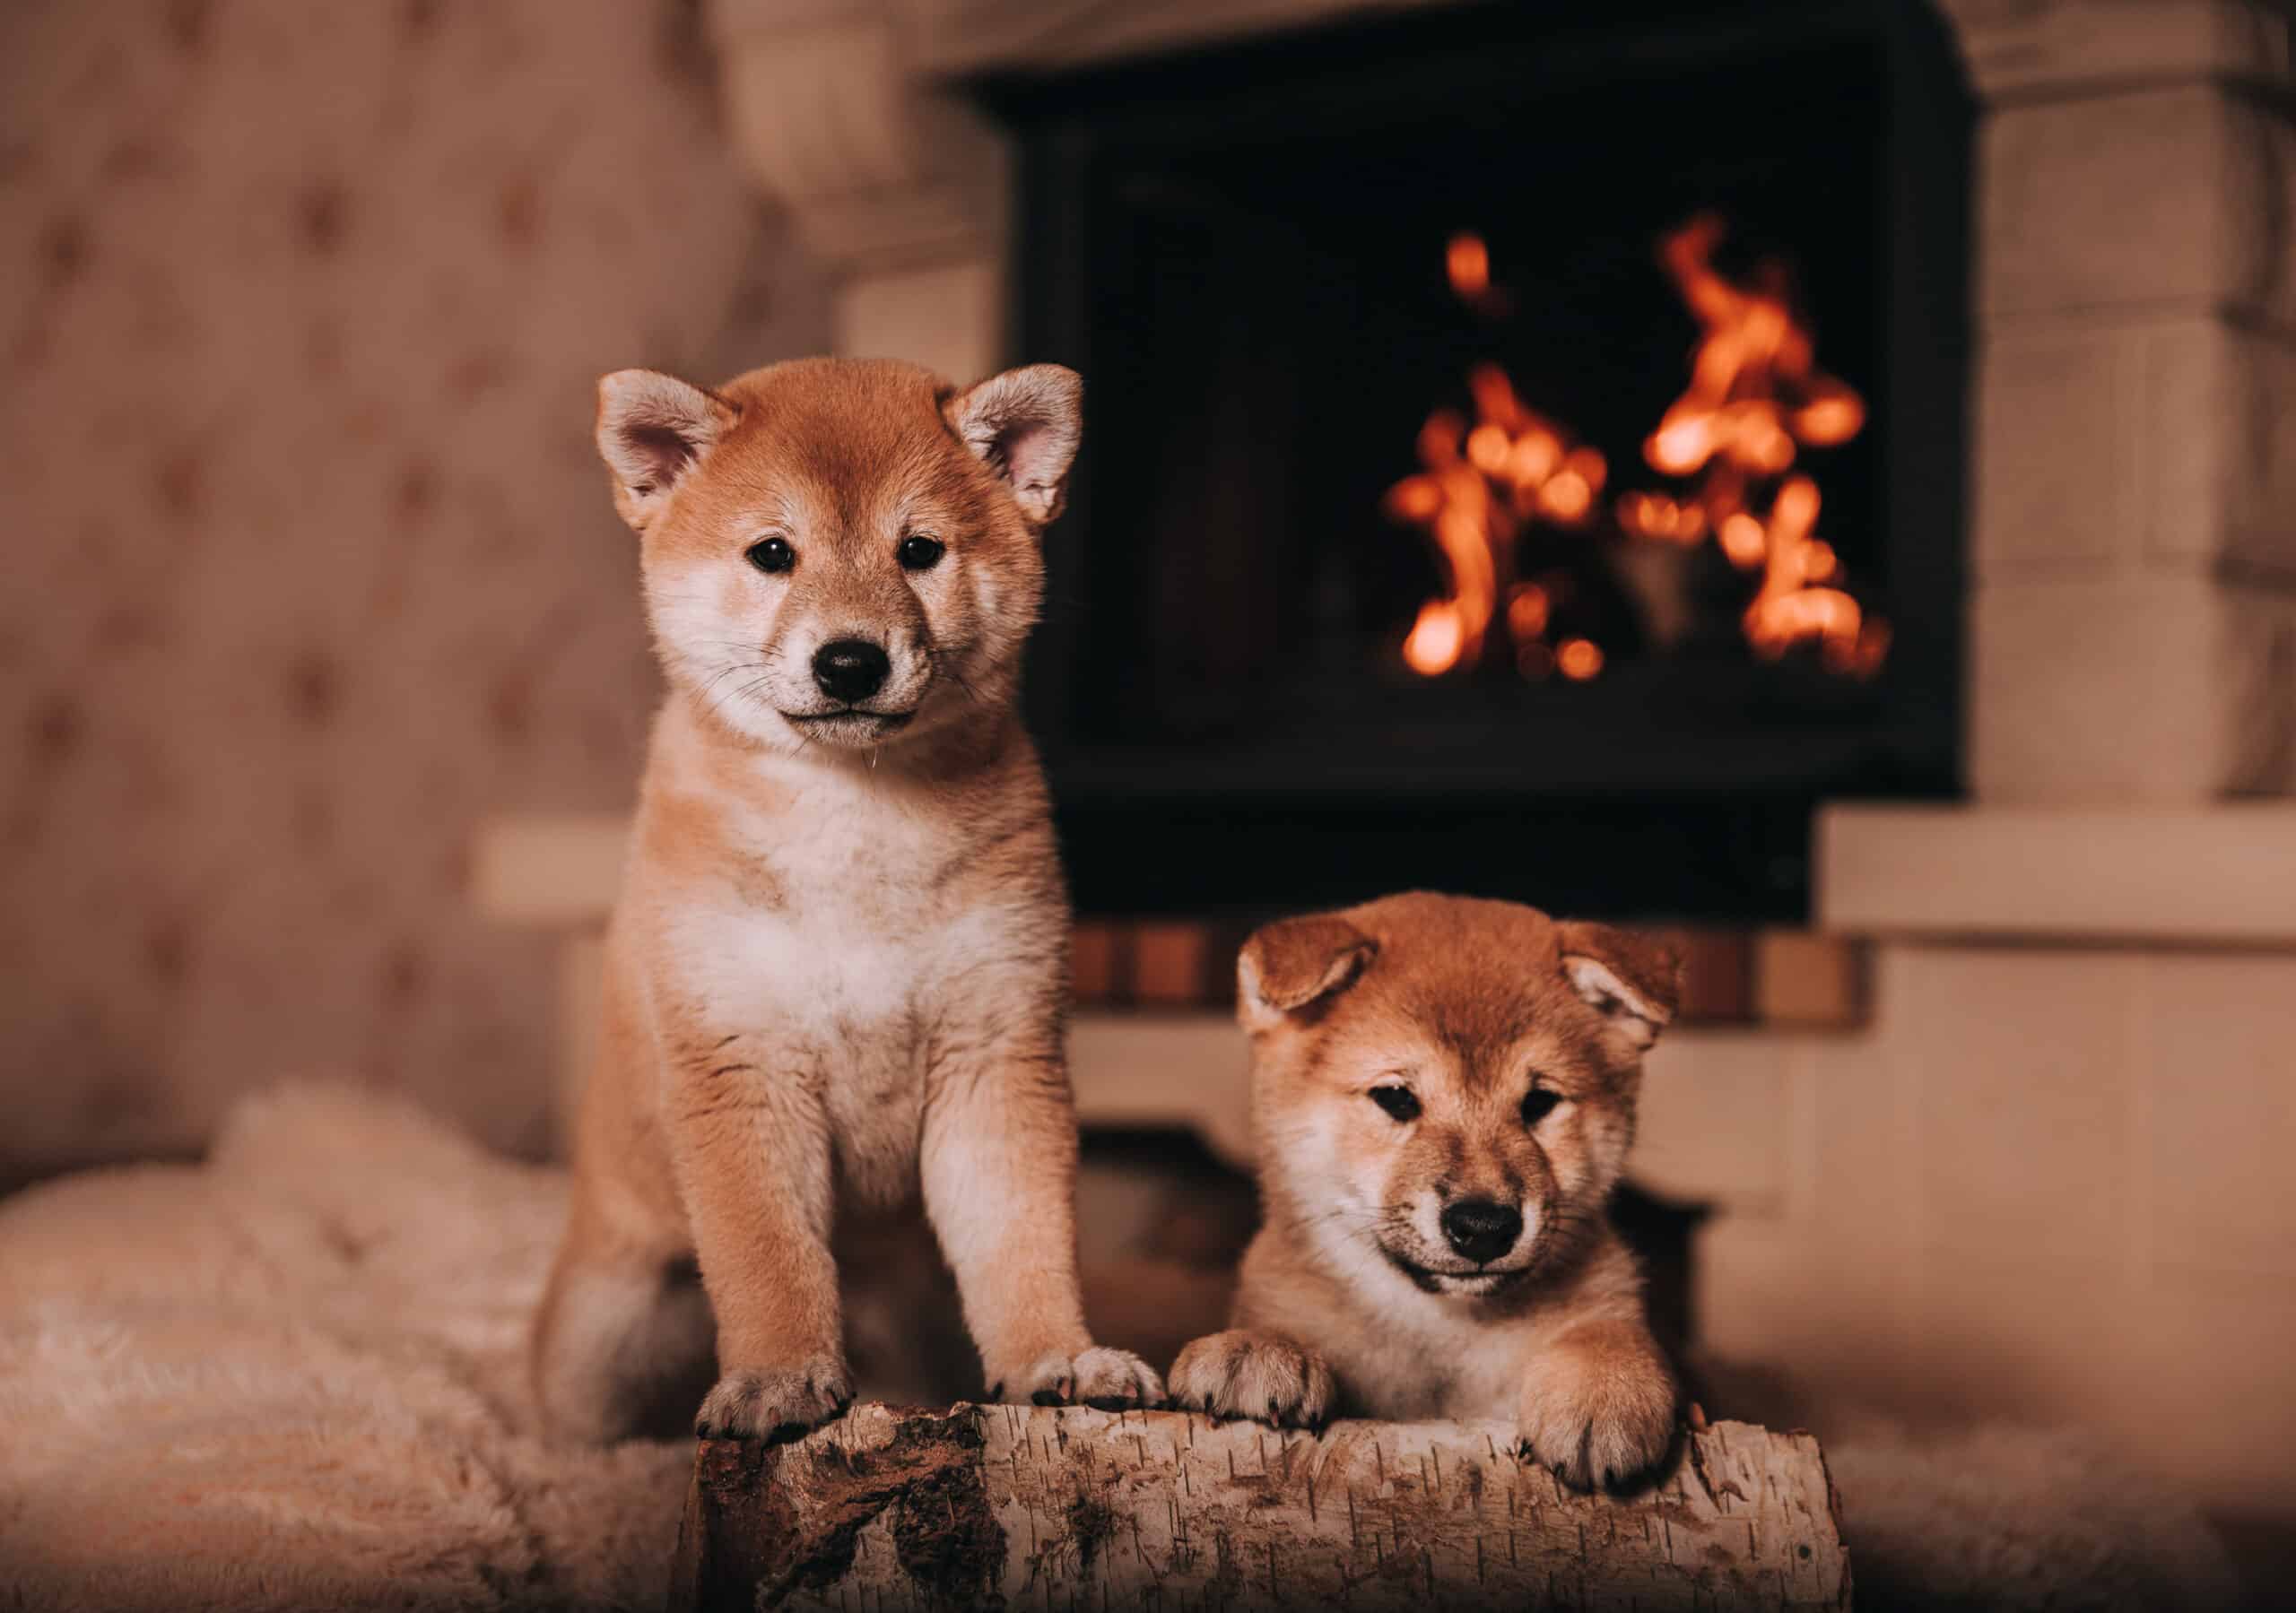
[1337,894,1596,1069]
[715,358,975,510]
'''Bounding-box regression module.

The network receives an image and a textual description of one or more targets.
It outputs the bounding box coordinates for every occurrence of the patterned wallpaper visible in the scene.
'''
[0,0,830,1172]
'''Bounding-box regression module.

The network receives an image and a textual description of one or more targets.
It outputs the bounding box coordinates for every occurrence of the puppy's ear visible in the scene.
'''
[1237,914,1378,1031]
[596,369,736,533]
[1556,922,1682,1054]
[943,364,1082,525]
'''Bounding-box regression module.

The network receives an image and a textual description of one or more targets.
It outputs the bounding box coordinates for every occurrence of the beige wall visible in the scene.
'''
[0,0,830,1172]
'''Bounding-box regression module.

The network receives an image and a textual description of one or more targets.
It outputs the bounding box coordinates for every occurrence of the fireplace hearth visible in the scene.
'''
[979,0,1970,922]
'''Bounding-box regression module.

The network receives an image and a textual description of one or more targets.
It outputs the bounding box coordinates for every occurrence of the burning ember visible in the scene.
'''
[1386,218,1888,681]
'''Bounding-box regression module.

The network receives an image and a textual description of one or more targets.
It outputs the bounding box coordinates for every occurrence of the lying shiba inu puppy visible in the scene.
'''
[531,357,1162,1444]
[1170,892,1683,1489]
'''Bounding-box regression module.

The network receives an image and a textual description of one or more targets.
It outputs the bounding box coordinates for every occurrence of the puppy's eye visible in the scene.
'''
[897,534,945,572]
[1368,1085,1421,1123]
[1521,1088,1561,1127]
[746,537,796,575]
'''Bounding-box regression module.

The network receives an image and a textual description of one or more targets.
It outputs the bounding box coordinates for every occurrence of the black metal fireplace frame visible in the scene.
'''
[976,0,1970,923]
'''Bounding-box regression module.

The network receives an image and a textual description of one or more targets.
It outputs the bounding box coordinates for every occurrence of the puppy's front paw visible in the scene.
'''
[694,1357,852,1443]
[1516,1341,1675,1491]
[1169,1330,1336,1429]
[993,1347,1162,1411]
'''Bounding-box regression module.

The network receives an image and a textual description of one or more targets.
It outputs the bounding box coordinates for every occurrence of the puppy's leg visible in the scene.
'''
[1516,1318,1678,1490]
[532,1188,717,1443]
[669,1045,851,1442]
[533,991,716,1444]
[921,1033,1161,1410]
[1169,1330,1337,1428]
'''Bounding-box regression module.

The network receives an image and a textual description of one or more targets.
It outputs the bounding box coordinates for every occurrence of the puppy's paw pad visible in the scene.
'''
[693,1359,852,1443]
[1170,1331,1335,1429]
[1004,1347,1162,1411]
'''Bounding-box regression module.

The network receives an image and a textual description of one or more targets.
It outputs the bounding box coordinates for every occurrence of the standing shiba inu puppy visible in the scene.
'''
[1170,892,1683,1489]
[531,357,1162,1444]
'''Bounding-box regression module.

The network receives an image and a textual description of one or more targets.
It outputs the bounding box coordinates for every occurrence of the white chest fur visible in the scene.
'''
[639,748,1039,1208]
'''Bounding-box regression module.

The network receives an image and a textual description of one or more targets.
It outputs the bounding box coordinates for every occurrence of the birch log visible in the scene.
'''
[668,1403,1850,1610]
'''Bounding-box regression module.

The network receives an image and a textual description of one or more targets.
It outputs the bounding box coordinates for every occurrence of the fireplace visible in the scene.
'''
[476,0,2296,1528]
[977,0,1971,922]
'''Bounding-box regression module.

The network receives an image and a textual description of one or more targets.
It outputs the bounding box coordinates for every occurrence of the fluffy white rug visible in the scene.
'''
[0,1082,2249,1611]
[0,1082,688,1611]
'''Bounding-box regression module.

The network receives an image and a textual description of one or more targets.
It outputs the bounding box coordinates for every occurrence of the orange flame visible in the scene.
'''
[1618,215,1885,672]
[1556,637,1604,681]
[1617,492,1707,545]
[1506,583,1550,641]
[1392,219,1882,682]
[1403,600,1467,676]
[1447,233,1491,299]
[1741,476,1872,669]
[1384,238,1606,678]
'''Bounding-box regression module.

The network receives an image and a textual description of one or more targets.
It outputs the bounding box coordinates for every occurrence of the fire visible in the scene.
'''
[1639,214,1864,490]
[1556,637,1604,681]
[1615,492,1705,546]
[1506,584,1550,641]
[1387,218,1883,681]
[1383,352,1605,677]
[1446,232,1492,299]
[1626,214,1883,670]
[1735,478,1886,674]
[1403,600,1468,676]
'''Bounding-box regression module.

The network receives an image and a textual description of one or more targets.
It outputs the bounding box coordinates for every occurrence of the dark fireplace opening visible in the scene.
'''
[978,0,1970,924]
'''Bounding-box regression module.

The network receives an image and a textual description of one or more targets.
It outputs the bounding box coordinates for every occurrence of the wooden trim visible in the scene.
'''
[1069,918,1864,1028]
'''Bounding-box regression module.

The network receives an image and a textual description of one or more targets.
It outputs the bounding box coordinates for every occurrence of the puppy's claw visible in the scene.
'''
[694,1359,852,1444]
[997,1347,1163,1411]
[1168,1331,1335,1430]
[1516,1351,1674,1492]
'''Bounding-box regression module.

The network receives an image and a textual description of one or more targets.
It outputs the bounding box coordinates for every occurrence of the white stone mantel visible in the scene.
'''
[1818,802,2296,944]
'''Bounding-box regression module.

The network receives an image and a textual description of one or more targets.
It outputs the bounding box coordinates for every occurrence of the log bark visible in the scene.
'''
[668,1403,1849,1610]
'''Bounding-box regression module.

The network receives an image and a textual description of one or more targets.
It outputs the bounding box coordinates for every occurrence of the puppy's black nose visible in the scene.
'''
[1440,1198,1523,1263]
[812,638,891,703]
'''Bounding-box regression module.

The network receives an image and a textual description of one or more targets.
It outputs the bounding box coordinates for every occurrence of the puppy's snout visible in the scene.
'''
[1439,1198,1522,1263]
[813,638,891,703]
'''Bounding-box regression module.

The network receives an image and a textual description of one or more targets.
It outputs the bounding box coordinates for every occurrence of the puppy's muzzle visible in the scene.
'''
[813,639,891,703]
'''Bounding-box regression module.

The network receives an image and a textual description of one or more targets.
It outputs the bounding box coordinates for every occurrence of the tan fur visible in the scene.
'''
[1170,891,1683,1488]
[532,357,1159,1444]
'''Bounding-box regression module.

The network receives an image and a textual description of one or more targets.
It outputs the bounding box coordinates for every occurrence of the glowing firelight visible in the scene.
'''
[1446,232,1491,299]
[1403,600,1468,676]
[1506,584,1550,641]
[1384,337,1606,676]
[1556,637,1604,681]
[1388,218,1884,681]
[1737,476,1882,672]
[1621,214,1884,670]
[1718,511,1768,568]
